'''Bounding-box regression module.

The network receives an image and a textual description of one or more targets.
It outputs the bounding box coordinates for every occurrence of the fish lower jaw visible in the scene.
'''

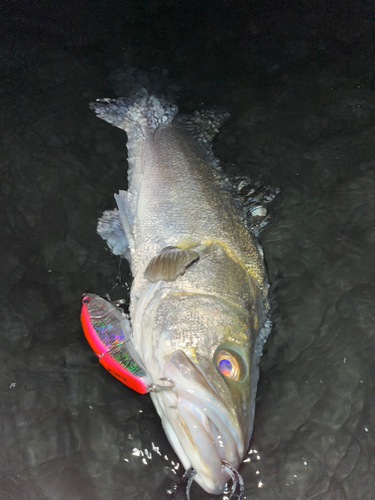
[151,391,240,495]
[163,416,230,495]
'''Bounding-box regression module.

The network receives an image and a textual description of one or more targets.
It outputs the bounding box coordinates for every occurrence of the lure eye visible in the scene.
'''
[216,350,241,381]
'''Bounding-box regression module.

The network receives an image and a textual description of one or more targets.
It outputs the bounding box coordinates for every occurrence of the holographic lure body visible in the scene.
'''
[81,293,152,394]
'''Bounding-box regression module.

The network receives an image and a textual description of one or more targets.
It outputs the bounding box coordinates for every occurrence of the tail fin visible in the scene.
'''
[89,89,178,142]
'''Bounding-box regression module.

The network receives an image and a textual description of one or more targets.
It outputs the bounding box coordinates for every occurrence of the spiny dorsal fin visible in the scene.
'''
[144,246,199,282]
[176,107,229,144]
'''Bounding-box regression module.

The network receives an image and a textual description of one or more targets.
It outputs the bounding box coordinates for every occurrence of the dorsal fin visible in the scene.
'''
[144,246,199,282]
[176,107,229,144]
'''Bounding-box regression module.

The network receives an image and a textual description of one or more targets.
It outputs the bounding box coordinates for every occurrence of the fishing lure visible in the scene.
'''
[81,293,152,394]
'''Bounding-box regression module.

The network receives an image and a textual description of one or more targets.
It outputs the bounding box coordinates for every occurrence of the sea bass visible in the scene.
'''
[88,91,272,495]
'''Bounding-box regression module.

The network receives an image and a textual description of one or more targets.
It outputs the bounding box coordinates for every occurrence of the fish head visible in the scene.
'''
[138,260,266,494]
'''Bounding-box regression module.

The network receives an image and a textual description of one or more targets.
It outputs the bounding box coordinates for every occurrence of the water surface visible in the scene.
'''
[1,2,374,499]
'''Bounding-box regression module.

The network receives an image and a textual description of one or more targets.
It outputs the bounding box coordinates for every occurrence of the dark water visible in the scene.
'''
[1,1,374,499]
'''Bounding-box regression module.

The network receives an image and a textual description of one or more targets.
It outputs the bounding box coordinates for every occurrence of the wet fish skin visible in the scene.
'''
[90,91,271,495]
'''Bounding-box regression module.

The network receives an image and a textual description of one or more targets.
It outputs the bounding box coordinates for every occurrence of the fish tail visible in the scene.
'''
[89,89,178,141]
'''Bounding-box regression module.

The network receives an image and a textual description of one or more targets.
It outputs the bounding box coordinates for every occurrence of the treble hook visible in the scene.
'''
[171,467,196,500]
[171,462,244,500]
[222,461,244,499]
[149,377,175,393]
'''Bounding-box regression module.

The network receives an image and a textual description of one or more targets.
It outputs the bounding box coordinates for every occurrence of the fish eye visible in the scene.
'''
[215,349,241,381]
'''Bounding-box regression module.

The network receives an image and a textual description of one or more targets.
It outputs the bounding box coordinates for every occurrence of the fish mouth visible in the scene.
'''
[151,350,244,495]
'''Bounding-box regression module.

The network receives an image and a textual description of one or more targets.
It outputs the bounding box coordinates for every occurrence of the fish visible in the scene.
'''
[87,90,272,495]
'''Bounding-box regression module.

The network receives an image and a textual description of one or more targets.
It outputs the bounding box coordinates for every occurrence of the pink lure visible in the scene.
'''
[81,294,151,394]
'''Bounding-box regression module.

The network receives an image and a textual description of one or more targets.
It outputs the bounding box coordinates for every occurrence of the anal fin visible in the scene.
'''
[97,209,130,259]
[97,190,136,263]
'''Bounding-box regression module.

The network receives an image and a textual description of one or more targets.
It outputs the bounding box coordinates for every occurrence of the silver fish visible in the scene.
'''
[90,90,272,495]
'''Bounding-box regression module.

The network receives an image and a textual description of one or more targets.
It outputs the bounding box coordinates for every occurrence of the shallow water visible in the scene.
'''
[1,2,374,499]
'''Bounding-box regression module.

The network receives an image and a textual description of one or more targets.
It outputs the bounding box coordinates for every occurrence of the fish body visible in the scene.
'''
[89,91,272,495]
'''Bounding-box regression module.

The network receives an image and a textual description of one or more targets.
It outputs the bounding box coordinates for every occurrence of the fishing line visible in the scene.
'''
[106,256,129,302]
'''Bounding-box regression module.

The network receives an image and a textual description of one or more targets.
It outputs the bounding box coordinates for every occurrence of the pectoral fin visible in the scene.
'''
[144,246,199,282]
